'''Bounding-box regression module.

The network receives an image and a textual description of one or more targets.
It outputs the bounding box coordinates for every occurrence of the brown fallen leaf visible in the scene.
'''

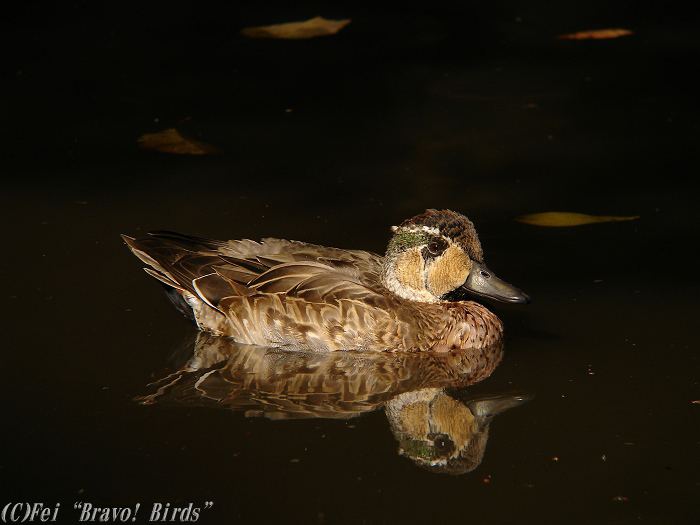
[137,128,221,155]
[557,28,633,40]
[241,16,351,40]
[515,212,640,227]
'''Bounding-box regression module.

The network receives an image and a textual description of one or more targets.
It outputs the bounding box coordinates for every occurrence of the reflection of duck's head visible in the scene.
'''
[385,389,531,475]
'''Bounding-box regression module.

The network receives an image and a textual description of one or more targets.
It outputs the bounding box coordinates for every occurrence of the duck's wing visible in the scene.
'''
[122,231,386,311]
[244,259,385,304]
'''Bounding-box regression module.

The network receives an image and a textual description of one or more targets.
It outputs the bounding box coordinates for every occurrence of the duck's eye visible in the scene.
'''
[432,434,456,456]
[427,238,447,256]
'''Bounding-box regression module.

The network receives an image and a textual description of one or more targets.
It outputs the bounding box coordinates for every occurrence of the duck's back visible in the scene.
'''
[123,231,411,350]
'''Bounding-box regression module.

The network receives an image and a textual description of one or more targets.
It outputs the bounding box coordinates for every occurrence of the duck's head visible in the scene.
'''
[381,209,530,304]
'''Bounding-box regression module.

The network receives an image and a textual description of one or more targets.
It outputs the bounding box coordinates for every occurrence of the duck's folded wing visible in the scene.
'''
[246,258,387,304]
[123,231,385,311]
[122,232,254,310]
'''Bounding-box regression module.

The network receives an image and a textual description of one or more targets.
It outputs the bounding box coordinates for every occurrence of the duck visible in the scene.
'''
[122,209,529,352]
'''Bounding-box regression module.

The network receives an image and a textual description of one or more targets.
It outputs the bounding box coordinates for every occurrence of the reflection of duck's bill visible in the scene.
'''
[462,262,531,304]
[466,392,534,423]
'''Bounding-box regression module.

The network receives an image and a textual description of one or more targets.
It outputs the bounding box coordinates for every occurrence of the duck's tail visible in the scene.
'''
[121,232,238,331]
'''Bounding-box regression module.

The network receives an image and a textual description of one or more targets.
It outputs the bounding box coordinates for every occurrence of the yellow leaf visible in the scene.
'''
[137,128,221,155]
[241,16,351,39]
[557,28,634,40]
[515,212,640,227]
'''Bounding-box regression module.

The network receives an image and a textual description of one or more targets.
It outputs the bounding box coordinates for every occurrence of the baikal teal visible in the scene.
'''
[123,209,529,352]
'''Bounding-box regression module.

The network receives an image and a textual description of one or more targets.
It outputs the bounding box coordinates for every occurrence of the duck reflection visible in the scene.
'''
[386,389,529,474]
[137,333,530,474]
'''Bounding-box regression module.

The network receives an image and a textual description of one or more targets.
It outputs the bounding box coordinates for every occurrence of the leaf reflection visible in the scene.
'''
[137,333,530,475]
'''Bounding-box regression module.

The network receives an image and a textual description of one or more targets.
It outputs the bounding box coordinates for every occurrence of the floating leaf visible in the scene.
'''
[515,212,640,227]
[557,28,633,40]
[137,128,221,155]
[241,16,351,40]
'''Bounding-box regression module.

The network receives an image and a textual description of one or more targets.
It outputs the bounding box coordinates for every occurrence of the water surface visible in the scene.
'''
[3,1,699,523]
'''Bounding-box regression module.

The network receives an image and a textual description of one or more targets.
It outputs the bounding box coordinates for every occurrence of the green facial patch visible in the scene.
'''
[388,230,427,254]
[400,440,434,459]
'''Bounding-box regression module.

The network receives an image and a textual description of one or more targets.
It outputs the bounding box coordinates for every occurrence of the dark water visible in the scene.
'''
[3,1,699,523]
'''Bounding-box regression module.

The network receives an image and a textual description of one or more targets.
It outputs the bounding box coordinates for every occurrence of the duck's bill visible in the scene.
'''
[461,262,531,304]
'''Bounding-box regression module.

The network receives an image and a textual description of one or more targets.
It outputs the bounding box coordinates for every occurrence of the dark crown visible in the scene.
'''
[397,209,484,262]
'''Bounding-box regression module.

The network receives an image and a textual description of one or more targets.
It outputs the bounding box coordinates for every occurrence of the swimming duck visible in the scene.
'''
[122,209,529,352]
